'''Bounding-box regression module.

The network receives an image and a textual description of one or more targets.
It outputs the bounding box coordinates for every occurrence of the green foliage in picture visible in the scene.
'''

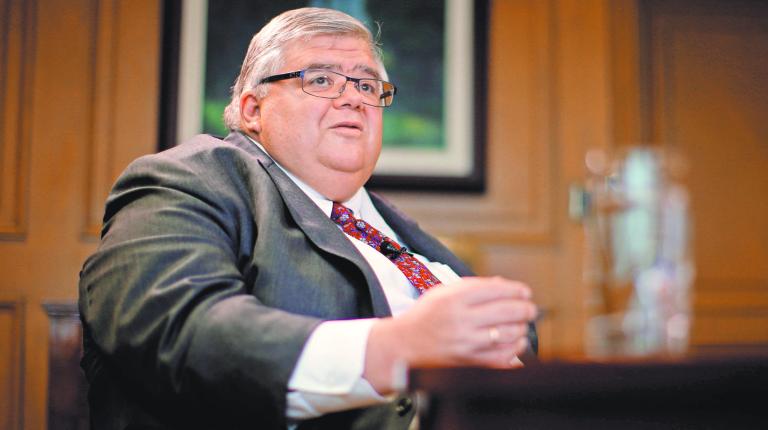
[382,111,442,149]
[203,99,230,137]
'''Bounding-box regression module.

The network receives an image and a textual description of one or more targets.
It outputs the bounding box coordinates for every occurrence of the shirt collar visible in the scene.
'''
[245,135,366,217]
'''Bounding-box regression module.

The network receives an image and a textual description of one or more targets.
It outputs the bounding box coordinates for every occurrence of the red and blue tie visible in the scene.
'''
[330,202,440,295]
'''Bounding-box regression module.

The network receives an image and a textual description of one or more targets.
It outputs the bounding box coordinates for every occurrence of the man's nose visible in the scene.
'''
[334,79,364,108]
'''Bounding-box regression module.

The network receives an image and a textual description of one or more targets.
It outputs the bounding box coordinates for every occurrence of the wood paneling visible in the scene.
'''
[550,0,615,357]
[84,0,119,237]
[646,0,768,352]
[609,0,647,145]
[0,0,161,427]
[0,299,24,430]
[84,0,162,238]
[0,0,34,238]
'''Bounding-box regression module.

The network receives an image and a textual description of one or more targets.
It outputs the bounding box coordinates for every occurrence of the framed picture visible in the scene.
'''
[159,0,488,191]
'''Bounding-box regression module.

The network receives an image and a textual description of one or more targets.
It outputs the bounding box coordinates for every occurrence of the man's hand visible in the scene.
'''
[363,277,537,394]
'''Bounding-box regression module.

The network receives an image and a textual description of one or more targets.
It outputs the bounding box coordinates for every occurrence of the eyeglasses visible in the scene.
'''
[259,68,397,108]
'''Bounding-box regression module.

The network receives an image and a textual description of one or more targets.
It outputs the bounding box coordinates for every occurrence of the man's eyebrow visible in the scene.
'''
[355,65,382,80]
[304,63,382,80]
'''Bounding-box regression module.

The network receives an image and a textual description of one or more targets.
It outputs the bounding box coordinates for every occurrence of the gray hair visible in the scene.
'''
[222,7,386,131]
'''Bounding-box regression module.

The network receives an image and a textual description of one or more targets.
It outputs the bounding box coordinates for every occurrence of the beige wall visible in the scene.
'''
[1,0,766,428]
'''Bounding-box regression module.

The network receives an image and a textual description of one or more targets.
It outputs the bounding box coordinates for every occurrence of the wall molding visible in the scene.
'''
[83,0,119,238]
[0,0,35,239]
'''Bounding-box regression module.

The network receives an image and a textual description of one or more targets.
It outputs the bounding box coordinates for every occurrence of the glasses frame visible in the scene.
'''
[259,69,398,108]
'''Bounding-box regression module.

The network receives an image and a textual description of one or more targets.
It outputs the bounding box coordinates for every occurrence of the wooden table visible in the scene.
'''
[409,356,768,429]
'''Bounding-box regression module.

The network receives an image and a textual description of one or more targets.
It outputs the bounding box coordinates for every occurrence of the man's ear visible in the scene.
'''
[239,91,262,134]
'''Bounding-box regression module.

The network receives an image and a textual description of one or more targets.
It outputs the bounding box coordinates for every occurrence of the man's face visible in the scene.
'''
[250,35,384,202]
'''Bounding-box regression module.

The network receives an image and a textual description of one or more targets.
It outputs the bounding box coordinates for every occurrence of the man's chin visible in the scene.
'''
[314,168,374,200]
[321,157,373,175]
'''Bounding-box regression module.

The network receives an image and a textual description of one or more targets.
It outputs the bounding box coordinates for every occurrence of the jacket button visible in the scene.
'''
[395,397,413,416]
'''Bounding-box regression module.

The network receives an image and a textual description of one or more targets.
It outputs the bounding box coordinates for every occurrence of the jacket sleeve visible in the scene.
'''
[79,148,322,426]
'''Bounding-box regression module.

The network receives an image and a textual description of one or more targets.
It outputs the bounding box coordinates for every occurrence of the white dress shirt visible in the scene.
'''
[245,138,460,421]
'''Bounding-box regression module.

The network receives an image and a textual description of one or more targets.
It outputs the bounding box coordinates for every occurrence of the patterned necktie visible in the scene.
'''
[330,202,440,294]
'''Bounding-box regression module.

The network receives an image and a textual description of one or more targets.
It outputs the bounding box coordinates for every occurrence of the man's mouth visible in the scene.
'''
[331,121,363,131]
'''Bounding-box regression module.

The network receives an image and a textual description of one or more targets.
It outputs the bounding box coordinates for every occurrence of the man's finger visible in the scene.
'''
[473,323,529,349]
[449,277,532,305]
[465,301,538,326]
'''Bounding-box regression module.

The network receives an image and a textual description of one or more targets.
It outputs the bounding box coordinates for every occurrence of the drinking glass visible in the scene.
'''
[583,147,695,358]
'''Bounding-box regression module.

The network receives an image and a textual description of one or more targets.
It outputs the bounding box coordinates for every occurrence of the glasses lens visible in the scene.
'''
[378,82,395,107]
[357,79,386,106]
[301,69,394,107]
[302,69,341,97]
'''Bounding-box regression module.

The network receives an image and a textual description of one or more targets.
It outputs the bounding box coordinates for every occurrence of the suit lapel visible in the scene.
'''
[224,132,393,317]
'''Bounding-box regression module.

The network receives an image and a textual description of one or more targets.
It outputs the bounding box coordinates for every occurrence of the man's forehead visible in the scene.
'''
[282,35,382,78]
[304,63,381,79]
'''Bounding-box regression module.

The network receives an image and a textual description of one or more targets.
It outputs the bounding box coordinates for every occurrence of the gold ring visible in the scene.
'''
[488,326,500,344]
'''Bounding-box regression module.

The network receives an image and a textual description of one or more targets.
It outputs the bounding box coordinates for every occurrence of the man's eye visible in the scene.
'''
[308,76,333,87]
[359,82,376,94]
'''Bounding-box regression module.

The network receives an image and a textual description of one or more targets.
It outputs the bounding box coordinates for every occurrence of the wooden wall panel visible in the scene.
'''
[609,0,647,145]
[0,0,161,427]
[0,299,24,430]
[84,0,161,238]
[647,0,768,353]
[550,0,615,357]
[84,0,119,237]
[0,0,34,238]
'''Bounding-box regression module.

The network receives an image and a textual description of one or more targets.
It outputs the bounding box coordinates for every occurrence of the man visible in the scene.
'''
[79,7,537,429]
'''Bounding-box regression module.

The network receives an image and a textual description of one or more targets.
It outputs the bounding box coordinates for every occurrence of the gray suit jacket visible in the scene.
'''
[79,132,480,429]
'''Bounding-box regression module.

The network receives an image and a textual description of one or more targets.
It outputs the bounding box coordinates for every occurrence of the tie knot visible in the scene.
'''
[331,203,370,233]
[331,202,354,224]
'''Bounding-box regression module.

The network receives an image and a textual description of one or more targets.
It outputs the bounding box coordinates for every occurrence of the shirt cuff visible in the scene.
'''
[286,375,389,419]
[286,319,389,419]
